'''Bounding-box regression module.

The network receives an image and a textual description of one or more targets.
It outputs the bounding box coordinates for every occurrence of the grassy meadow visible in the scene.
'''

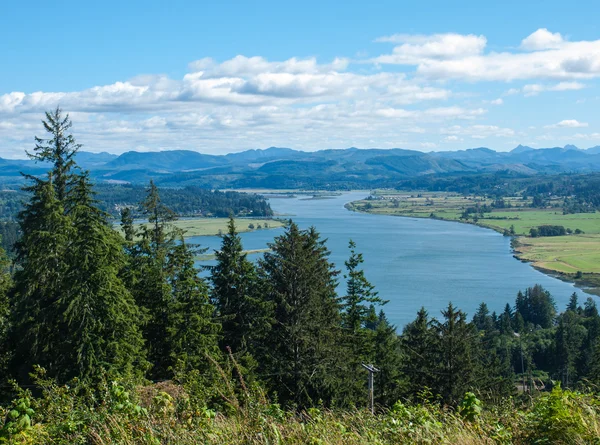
[133,217,284,237]
[347,192,600,280]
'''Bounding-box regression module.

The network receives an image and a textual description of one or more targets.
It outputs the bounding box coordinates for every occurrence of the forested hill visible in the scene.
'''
[2,144,600,189]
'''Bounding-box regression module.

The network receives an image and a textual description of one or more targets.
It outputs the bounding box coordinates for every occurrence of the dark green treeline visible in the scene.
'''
[1,110,600,411]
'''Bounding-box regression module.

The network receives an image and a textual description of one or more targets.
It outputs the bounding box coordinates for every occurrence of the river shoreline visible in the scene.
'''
[345,201,600,297]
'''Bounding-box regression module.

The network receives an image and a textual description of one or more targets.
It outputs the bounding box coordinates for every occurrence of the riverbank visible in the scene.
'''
[346,194,600,296]
[195,248,270,261]
[133,217,285,237]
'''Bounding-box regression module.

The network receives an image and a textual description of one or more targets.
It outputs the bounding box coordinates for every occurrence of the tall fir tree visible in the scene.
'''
[27,107,81,202]
[400,307,437,400]
[129,181,177,379]
[127,182,219,380]
[61,173,147,380]
[209,217,271,358]
[11,110,146,383]
[167,237,220,374]
[11,176,72,381]
[431,303,477,405]
[338,240,387,407]
[258,222,342,407]
[372,311,403,407]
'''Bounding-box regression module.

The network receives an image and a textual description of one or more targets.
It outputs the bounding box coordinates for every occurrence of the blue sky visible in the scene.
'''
[2,0,600,157]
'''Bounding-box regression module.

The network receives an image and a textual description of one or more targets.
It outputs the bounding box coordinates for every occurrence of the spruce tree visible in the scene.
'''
[432,303,476,405]
[209,217,271,358]
[129,181,177,379]
[62,173,147,380]
[338,240,386,406]
[372,311,403,406]
[11,111,147,383]
[167,237,220,373]
[27,107,81,202]
[400,307,436,399]
[11,176,71,381]
[258,222,341,407]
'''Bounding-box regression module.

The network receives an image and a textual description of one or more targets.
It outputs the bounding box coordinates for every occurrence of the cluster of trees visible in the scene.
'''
[529,225,583,237]
[97,184,273,218]
[2,110,600,415]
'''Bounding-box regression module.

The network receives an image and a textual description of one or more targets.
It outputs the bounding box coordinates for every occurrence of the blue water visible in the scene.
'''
[191,192,589,329]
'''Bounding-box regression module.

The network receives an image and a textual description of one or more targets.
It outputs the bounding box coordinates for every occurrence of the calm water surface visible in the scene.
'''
[191,191,588,329]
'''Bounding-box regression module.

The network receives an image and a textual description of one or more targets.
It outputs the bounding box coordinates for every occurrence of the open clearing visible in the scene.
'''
[133,217,284,237]
[515,235,600,274]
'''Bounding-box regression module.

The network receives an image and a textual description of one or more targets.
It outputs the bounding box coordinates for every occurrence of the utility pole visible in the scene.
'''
[361,363,379,414]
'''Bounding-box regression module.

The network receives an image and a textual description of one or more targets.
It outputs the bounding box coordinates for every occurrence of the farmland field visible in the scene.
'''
[133,217,284,237]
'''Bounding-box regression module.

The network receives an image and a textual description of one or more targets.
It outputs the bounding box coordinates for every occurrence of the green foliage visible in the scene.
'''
[458,392,482,422]
[209,217,271,358]
[258,222,342,407]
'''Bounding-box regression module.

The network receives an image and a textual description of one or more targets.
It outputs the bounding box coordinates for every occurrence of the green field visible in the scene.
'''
[133,217,284,237]
[515,235,600,274]
[478,209,600,235]
[347,194,600,281]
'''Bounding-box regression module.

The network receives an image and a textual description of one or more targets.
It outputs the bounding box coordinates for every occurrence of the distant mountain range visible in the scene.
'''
[2,144,600,189]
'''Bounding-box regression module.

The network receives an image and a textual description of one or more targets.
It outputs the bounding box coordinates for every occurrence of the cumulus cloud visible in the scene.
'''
[374,29,600,82]
[545,119,588,128]
[1,29,598,155]
[523,81,585,96]
[373,33,487,63]
[520,28,564,50]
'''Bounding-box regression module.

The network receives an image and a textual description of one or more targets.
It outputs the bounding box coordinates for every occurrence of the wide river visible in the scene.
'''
[190,191,588,329]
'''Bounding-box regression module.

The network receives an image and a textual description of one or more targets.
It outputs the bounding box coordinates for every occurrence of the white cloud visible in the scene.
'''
[523,81,585,96]
[442,124,515,138]
[520,28,564,51]
[374,29,600,82]
[373,33,487,64]
[490,98,503,105]
[420,142,437,149]
[443,135,461,142]
[545,119,588,128]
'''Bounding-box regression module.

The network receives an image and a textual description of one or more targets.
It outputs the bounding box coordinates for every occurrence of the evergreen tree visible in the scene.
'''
[567,292,579,313]
[10,176,71,381]
[432,303,477,405]
[167,237,220,373]
[473,302,494,332]
[554,311,586,387]
[128,182,177,379]
[27,107,81,202]
[209,217,271,357]
[341,240,385,333]
[499,303,513,334]
[372,311,403,406]
[400,307,436,400]
[11,111,147,383]
[258,222,341,407]
[338,240,387,406]
[120,207,135,243]
[61,173,147,380]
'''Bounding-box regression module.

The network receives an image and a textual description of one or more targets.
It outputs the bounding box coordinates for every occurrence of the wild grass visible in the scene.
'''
[2,369,600,444]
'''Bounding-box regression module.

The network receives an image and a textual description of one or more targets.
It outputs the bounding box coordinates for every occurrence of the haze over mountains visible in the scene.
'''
[2,144,600,189]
